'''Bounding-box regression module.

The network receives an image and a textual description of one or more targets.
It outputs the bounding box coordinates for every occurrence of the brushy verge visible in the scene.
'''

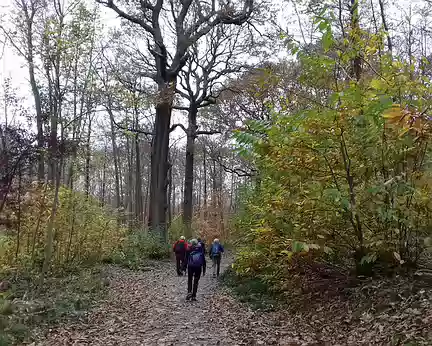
[0,184,127,276]
[0,267,109,345]
[0,184,172,345]
[221,266,280,312]
[108,231,171,270]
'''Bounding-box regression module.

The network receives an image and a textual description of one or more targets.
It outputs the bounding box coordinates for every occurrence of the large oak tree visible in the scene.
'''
[97,0,255,240]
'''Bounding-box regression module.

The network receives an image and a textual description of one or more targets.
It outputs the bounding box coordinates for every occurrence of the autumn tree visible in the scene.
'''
[173,23,254,234]
[97,0,256,241]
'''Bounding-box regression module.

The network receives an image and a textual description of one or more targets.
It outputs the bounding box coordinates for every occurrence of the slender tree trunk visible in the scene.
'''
[15,169,22,260]
[180,173,184,215]
[350,0,361,81]
[212,159,217,208]
[41,157,61,281]
[203,147,208,218]
[126,135,134,226]
[85,113,93,198]
[182,105,197,237]
[101,145,107,206]
[23,4,45,181]
[378,0,392,54]
[47,17,64,184]
[144,164,151,225]
[107,107,121,209]
[167,158,173,228]
[134,110,143,225]
[230,170,235,212]
[171,171,176,219]
[198,158,202,211]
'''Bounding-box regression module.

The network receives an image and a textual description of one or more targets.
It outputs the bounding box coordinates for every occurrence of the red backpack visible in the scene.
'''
[174,240,186,254]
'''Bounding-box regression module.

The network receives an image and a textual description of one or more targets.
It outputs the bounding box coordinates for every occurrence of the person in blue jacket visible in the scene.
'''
[209,238,224,277]
[185,239,205,301]
[197,237,206,274]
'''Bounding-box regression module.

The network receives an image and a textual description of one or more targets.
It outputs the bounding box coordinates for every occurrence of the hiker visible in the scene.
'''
[185,239,205,301]
[173,236,187,276]
[197,237,207,275]
[209,238,224,277]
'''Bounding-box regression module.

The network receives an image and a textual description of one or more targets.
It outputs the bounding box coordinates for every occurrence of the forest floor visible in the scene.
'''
[32,258,280,346]
[27,258,432,346]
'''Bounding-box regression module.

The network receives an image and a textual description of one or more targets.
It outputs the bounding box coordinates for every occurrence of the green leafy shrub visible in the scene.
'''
[0,184,127,276]
[232,26,432,284]
[112,230,170,269]
[0,267,108,345]
[168,216,188,243]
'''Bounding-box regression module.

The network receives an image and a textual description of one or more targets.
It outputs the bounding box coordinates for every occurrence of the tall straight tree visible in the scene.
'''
[174,24,255,234]
[2,0,46,180]
[97,0,255,241]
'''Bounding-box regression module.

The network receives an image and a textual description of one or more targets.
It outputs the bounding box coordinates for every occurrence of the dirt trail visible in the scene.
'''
[36,258,293,346]
[32,256,431,345]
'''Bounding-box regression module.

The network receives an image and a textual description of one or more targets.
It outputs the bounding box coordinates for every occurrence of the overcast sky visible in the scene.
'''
[0,0,426,141]
[0,0,294,145]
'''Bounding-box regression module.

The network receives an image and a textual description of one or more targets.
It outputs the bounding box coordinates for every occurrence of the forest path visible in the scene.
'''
[36,258,294,346]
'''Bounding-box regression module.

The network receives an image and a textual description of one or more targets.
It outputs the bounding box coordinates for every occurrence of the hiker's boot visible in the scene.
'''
[186,293,192,301]
[191,296,197,301]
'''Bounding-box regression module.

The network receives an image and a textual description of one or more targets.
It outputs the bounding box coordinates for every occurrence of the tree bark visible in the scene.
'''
[41,155,61,281]
[134,109,144,225]
[182,105,198,237]
[101,144,107,206]
[203,146,208,218]
[378,0,392,54]
[350,0,361,81]
[167,157,173,229]
[126,135,134,226]
[85,113,92,198]
[108,107,122,209]
[22,0,45,181]
[148,82,175,242]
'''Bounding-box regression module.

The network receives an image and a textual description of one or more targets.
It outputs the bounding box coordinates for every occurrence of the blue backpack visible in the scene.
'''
[188,249,204,268]
[211,243,222,257]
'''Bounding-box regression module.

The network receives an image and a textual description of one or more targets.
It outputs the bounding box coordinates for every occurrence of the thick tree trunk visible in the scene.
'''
[148,82,174,242]
[182,105,197,237]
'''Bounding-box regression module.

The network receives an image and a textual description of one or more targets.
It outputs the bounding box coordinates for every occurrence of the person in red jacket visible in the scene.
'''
[173,236,187,276]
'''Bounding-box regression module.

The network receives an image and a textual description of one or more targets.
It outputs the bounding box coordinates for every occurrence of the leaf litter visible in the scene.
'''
[30,259,432,346]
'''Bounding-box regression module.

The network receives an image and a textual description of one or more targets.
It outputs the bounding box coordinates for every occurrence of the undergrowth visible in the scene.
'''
[0,267,109,345]
[221,267,279,312]
[107,230,171,270]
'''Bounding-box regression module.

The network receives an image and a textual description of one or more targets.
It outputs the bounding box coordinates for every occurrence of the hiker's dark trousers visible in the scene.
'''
[187,266,202,298]
[176,254,186,275]
[212,255,221,276]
